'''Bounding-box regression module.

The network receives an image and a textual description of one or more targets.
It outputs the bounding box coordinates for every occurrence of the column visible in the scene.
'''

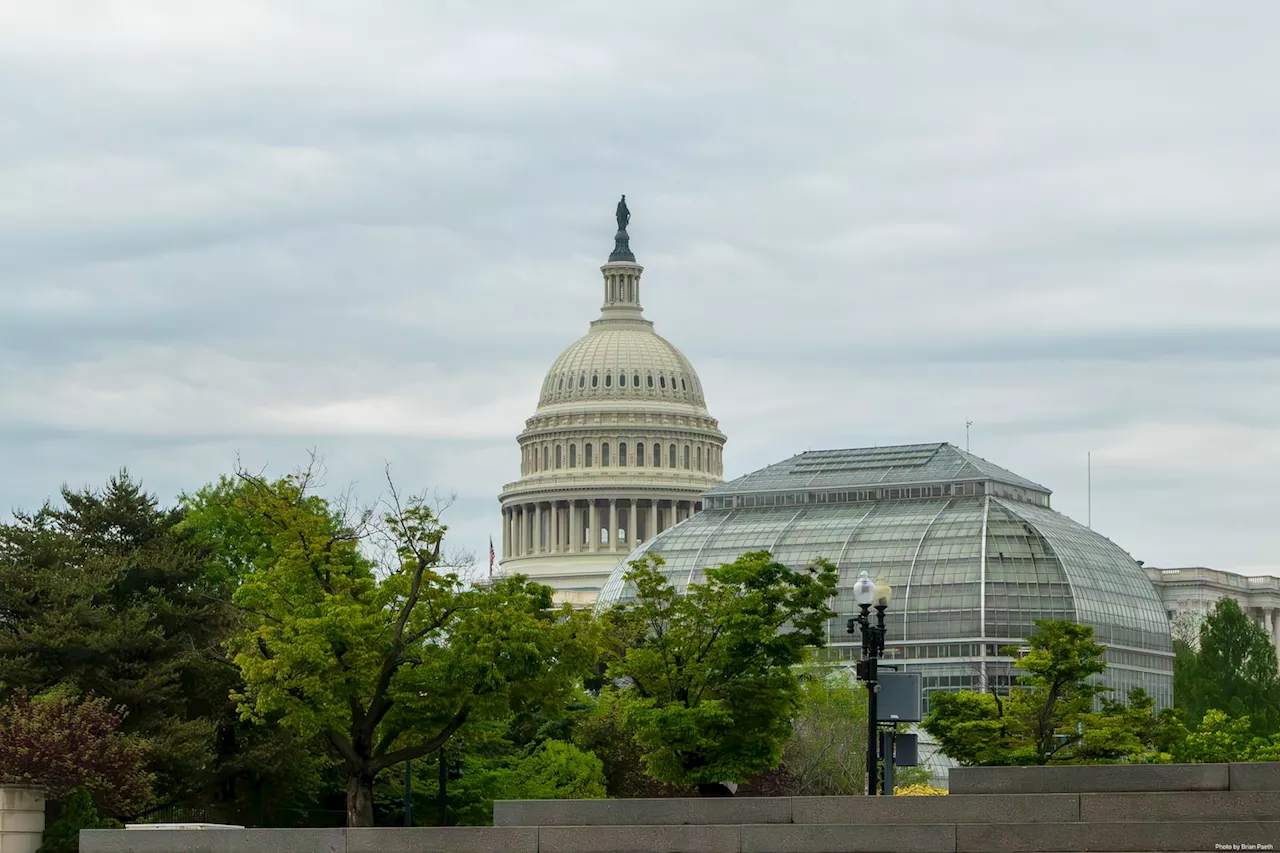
[502,508,510,559]
[518,506,526,555]
[569,500,579,553]
[648,500,658,544]
[589,501,599,553]
[609,499,618,553]
[629,499,637,548]
[551,503,560,553]
[533,503,543,554]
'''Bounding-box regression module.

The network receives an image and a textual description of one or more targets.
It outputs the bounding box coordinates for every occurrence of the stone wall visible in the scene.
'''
[0,786,45,853]
[81,763,1280,853]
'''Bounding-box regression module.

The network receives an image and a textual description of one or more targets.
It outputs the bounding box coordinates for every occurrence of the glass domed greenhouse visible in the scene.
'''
[597,443,1174,709]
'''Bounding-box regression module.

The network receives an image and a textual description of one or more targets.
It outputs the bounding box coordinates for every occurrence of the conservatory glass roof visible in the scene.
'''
[708,443,1050,498]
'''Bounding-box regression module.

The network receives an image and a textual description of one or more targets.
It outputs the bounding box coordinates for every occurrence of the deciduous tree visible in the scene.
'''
[0,691,151,816]
[192,462,597,826]
[925,620,1181,766]
[604,552,838,795]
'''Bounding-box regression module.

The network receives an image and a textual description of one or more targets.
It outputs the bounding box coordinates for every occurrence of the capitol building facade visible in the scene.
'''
[496,199,726,606]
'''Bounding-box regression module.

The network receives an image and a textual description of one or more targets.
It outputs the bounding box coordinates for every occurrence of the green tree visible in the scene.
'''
[1009,620,1109,763]
[604,552,838,796]
[1182,598,1280,735]
[447,739,606,825]
[1173,709,1251,763]
[192,464,598,826]
[781,665,869,794]
[922,690,1013,766]
[38,789,122,853]
[571,689,690,798]
[925,620,1180,766]
[0,474,232,808]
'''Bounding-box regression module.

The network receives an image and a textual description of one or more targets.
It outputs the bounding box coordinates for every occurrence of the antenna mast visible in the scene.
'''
[965,420,973,453]
[1087,451,1092,528]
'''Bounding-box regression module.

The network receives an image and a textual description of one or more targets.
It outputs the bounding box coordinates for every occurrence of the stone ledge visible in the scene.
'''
[791,794,1078,825]
[494,798,790,826]
[537,824,741,853]
[346,826,537,853]
[949,763,1230,794]
[955,820,1280,852]
[1231,762,1280,791]
[80,828,345,853]
[741,823,956,853]
[1081,790,1280,822]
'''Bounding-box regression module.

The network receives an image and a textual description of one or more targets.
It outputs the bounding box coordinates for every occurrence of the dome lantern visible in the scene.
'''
[599,194,645,322]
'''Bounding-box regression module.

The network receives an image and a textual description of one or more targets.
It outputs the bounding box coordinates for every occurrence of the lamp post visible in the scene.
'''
[849,570,893,795]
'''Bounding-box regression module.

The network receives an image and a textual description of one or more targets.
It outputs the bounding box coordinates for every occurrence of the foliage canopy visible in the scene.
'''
[605,551,838,794]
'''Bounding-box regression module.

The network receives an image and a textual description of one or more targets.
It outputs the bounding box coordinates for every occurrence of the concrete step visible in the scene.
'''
[79,820,1280,853]
[1080,791,1280,822]
[951,762,1280,794]
[955,821,1280,853]
[497,790,1280,827]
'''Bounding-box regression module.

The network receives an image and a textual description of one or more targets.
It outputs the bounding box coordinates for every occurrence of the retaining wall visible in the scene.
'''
[80,763,1280,853]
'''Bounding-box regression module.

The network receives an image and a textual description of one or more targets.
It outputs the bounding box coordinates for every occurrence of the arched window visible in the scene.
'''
[633,374,640,387]
[591,374,598,388]
[619,442,628,466]
[696,446,702,471]
[618,373,625,388]
[669,444,676,468]
[683,445,690,469]
[578,375,585,388]
[605,374,612,388]
[647,375,654,388]
[570,444,577,467]
[602,443,611,466]
[653,444,661,467]
[555,445,563,469]
[637,442,645,466]
[558,376,563,390]
[659,376,666,389]
[544,447,550,470]
[585,443,593,466]
[681,378,687,391]
[671,375,677,390]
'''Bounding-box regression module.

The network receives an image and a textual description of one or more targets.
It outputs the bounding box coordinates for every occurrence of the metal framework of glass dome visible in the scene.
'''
[597,442,1174,709]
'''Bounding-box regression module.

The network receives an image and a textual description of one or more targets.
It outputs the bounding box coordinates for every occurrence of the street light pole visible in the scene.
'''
[849,570,893,796]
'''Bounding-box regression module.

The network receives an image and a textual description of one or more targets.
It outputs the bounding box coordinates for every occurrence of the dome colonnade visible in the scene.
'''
[498,198,726,603]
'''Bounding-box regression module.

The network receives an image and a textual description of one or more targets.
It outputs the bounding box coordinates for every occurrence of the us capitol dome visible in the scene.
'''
[497,197,726,606]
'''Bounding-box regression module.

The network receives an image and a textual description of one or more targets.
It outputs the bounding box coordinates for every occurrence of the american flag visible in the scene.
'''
[488,537,495,577]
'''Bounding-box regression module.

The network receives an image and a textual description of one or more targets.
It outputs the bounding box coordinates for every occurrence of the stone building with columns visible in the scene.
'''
[496,201,726,606]
[1146,566,1280,656]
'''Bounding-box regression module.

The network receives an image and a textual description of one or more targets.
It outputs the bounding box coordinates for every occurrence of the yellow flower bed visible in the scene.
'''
[893,783,947,796]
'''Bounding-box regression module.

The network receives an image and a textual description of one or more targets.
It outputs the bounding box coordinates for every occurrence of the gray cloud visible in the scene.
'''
[1,1,1277,575]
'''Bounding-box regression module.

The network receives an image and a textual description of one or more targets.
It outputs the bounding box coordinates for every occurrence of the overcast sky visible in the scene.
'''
[2,2,1277,576]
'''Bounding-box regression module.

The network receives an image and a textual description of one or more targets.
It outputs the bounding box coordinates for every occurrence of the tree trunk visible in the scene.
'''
[696,782,735,797]
[347,773,376,826]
